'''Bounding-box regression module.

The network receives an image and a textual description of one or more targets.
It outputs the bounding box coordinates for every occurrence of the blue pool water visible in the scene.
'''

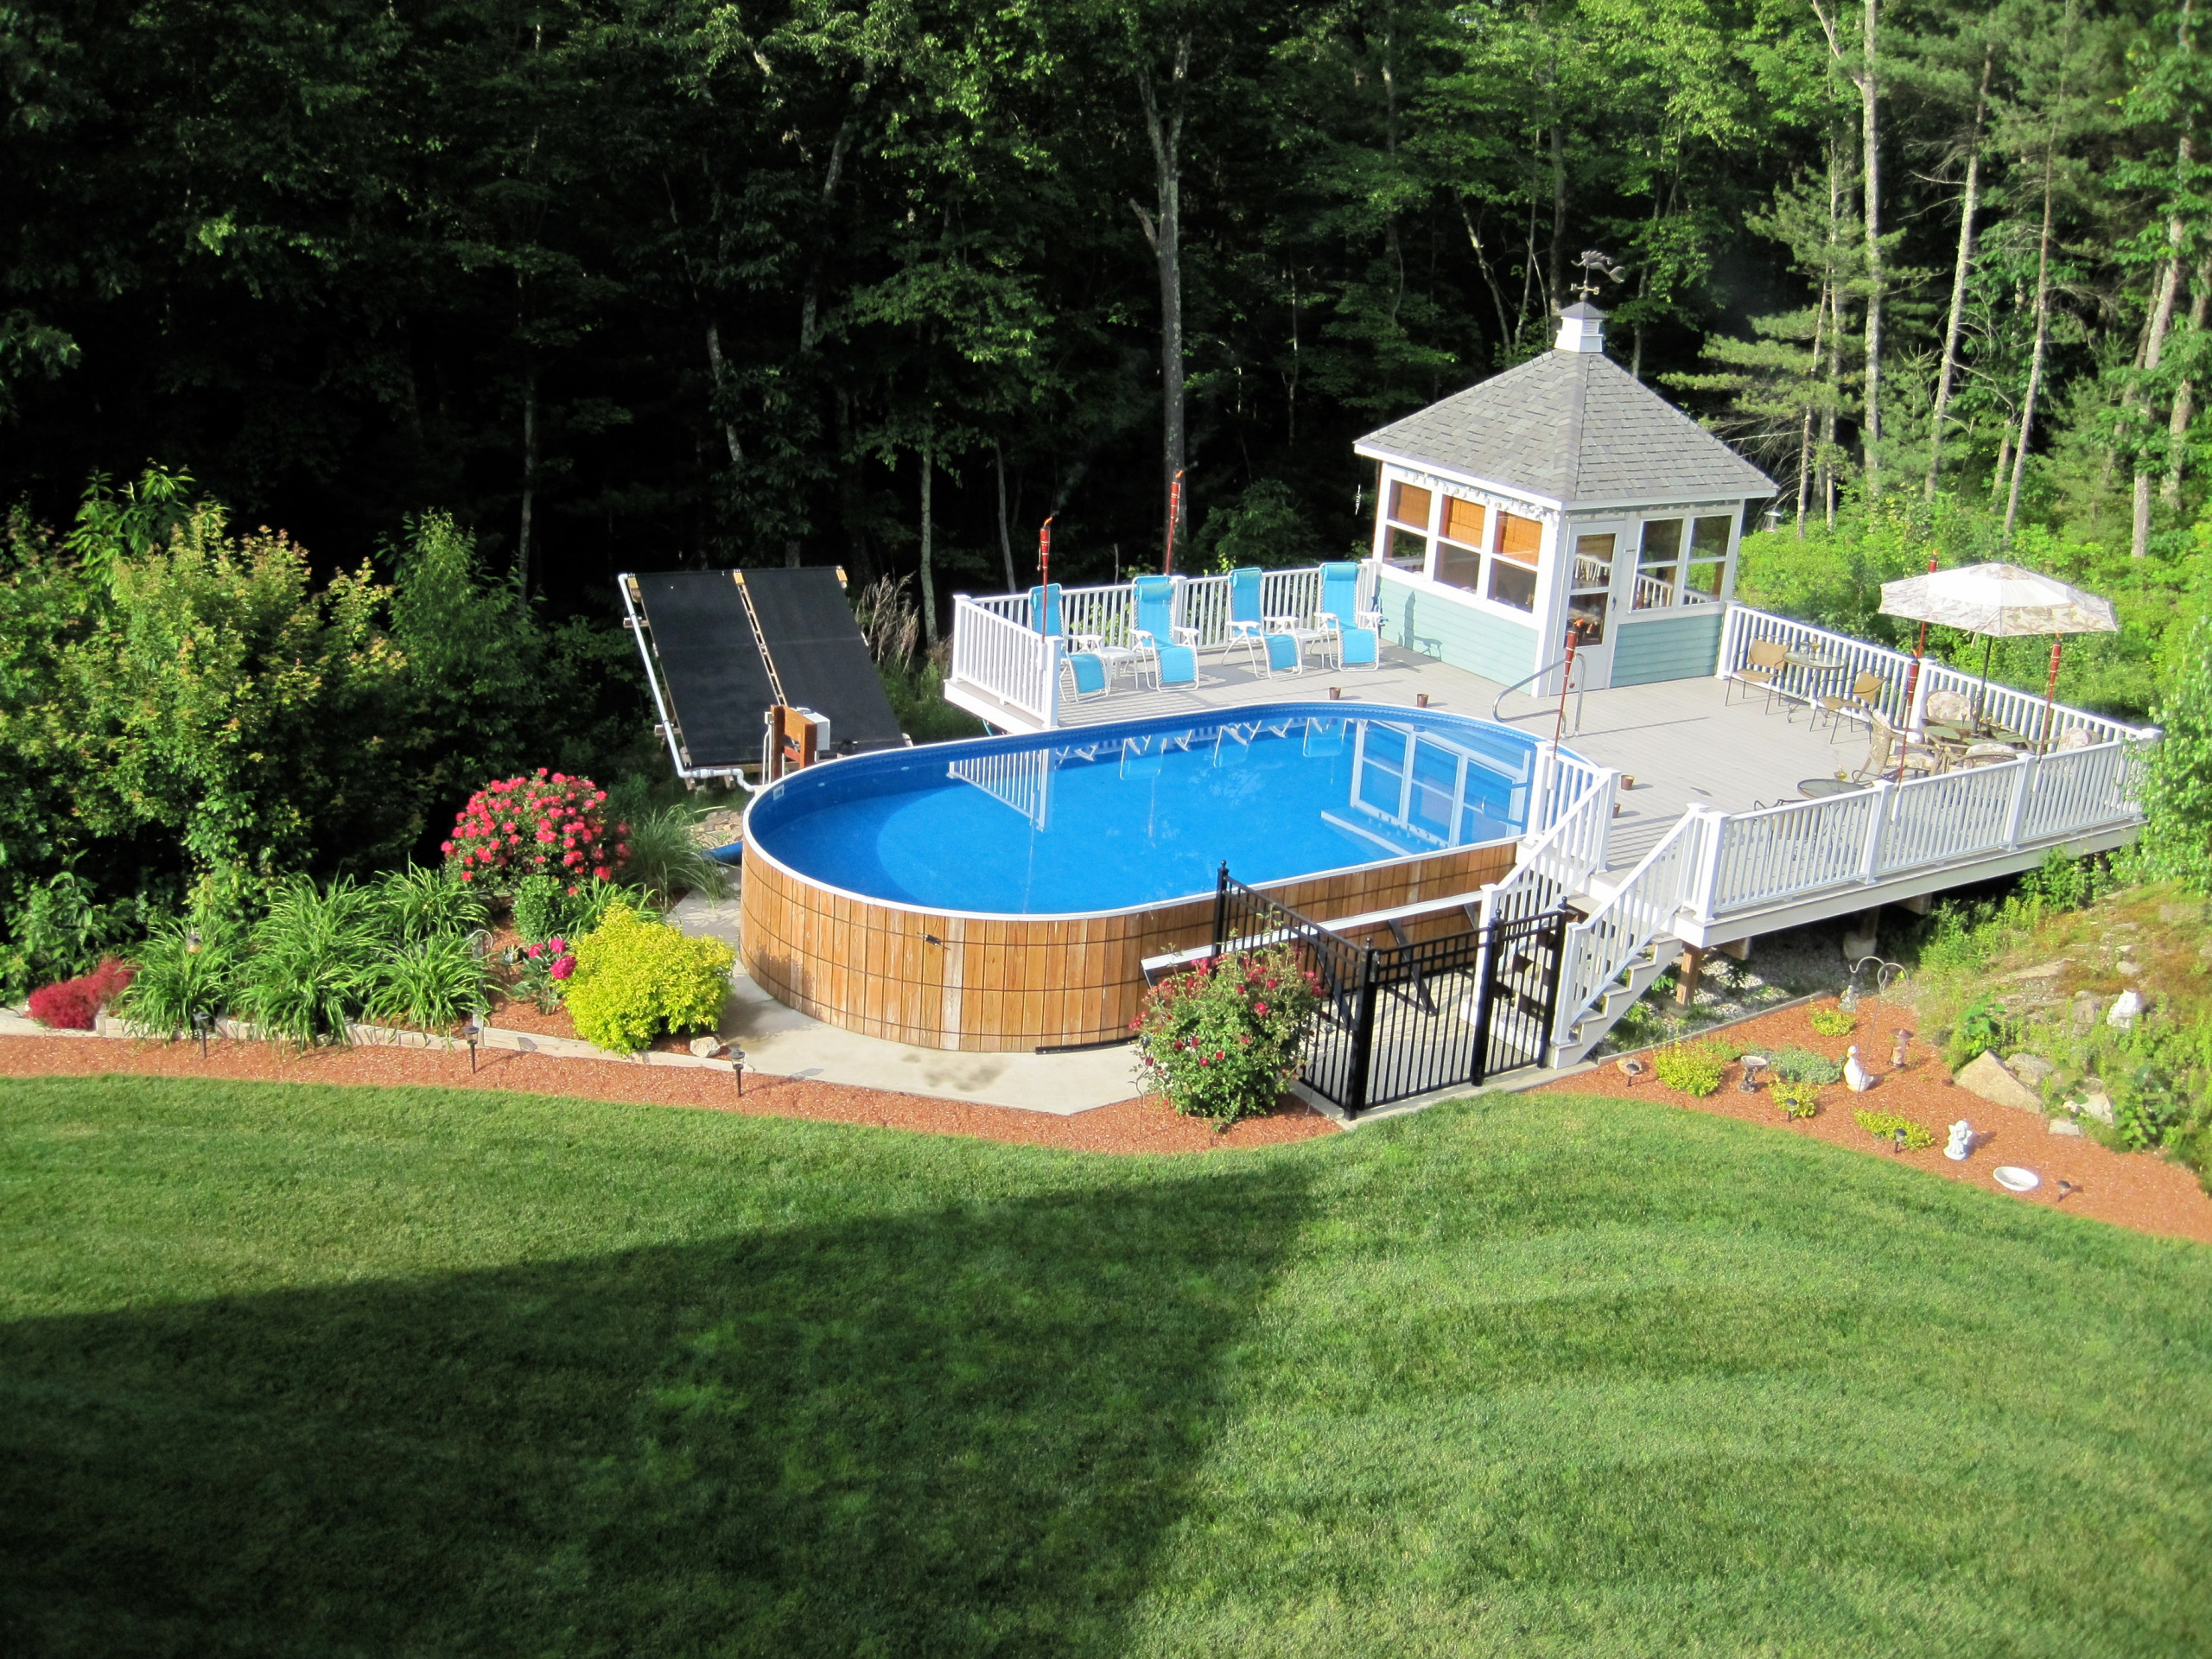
[747,703,1553,915]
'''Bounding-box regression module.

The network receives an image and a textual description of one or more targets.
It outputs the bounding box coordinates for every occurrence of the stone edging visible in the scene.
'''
[0,1009,741,1075]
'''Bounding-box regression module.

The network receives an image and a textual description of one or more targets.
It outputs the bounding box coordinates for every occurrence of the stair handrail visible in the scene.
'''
[1491,649,1588,732]
[1552,810,1706,1051]
[1478,768,1614,931]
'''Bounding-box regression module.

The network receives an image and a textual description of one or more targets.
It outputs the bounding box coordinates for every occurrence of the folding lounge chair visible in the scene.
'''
[1131,575,1203,690]
[1260,630,1303,677]
[1316,562,1380,671]
[1061,651,1111,703]
[1028,582,1063,639]
[1225,567,1268,670]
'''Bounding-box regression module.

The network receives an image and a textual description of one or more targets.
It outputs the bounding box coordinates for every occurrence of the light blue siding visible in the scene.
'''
[1611,608,1726,686]
[1376,570,1538,686]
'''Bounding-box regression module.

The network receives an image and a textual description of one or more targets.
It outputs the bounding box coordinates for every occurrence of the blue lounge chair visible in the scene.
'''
[1029,583,1064,639]
[1132,575,1202,690]
[1061,651,1110,702]
[1261,630,1303,677]
[1318,562,1380,671]
[1226,566,1267,669]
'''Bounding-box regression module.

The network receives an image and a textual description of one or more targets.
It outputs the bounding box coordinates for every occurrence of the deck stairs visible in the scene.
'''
[1541,809,1707,1069]
[1548,926,1681,1066]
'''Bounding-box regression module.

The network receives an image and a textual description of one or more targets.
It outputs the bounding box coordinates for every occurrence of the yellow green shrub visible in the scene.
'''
[564,904,733,1054]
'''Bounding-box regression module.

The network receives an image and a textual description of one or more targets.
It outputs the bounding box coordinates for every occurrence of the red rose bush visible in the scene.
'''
[442,770,629,893]
[1133,944,1320,1127]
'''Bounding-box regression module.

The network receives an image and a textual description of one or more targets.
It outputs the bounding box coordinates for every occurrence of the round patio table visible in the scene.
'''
[1796,776,1860,798]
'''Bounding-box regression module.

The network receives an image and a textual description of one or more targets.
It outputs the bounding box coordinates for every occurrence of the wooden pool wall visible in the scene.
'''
[739,835,1520,1052]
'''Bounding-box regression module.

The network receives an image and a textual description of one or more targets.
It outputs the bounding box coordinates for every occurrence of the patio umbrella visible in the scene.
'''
[1878,562,2118,748]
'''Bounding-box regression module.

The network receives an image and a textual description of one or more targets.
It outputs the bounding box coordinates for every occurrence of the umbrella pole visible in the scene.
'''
[2040,634,2063,753]
[1975,635,1994,727]
[1893,555,1937,787]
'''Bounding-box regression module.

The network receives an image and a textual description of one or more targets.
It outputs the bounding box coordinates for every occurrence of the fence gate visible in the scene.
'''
[1211,868,1567,1119]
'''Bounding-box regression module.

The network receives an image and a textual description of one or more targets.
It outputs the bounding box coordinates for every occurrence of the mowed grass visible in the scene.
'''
[3,1079,2209,1657]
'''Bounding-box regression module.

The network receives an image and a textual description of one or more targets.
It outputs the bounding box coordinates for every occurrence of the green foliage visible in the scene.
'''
[374,865,487,946]
[115,920,238,1037]
[620,806,729,906]
[1853,1110,1936,1151]
[512,874,571,946]
[1770,1079,1822,1119]
[1651,1042,1728,1097]
[1946,1000,2012,1074]
[1807,1007,1855,1038]
[233,880,385,1046]
[1195,480,1325,571]
[366,934,490,1033]
[564,904,734,1055]
[1135,946,1320,1127]
[2018,849,2094,912]
[880,658,987,743]
[0,864,133,1001]
[2137,615,2212,892]
[1769,1047,1843,1085]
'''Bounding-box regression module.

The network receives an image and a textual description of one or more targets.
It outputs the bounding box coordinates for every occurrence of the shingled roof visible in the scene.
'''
[1356,306,1777,508]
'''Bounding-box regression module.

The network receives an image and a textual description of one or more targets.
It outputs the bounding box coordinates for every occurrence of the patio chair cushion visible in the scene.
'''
[1925,690,1974,725]
[1262,631,1301,674]
[1155,643,1198,687]
[1338,624,1379,667]
[1065,652,1108,698]
[2055,725,2094,752]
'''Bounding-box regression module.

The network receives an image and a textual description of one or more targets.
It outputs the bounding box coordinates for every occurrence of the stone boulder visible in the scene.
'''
[2049,1118,2084,1137]
[689,1035,727,1058]
[2073,1090,2116,1126]
[2006,1052,2056,1086]
[1955,1050,2045,1114]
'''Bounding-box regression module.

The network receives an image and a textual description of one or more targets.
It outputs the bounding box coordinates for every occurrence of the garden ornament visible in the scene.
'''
[1945,1120,1974,1161]
[1891,1028,1911,1070]
[1844,1046,1874,1093]
[1738,1053,1770,1093]
[1617,1057,1648,1083]
[2056,1179,2082,1203]
[1837,981,1858,1014]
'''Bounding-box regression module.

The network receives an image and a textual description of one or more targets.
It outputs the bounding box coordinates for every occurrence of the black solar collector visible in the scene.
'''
[622,568,903,779]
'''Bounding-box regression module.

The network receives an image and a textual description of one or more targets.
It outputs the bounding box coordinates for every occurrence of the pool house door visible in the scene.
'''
[1560,521,1631,690]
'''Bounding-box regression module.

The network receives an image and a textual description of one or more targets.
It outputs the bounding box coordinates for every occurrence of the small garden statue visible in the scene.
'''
[1891,1028,1911,1071]
[1738,1053,1769,1093]
[1945,1120,1974,1162]
[1844,1046,1873,1092]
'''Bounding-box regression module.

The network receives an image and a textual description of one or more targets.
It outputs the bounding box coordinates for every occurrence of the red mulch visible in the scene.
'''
[1539,995,2212,1247]
[0,1034,1336,1155]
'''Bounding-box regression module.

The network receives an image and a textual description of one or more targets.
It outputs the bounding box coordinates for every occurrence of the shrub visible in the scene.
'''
[564,904,733,1054]
[1769,1046,1844,1084]
[367,932,490,1031]
[26,957,134,1030]
[1134,945,1320,1127]
[512,873,571,944]
[1945,998,2012,1073]
[1651,1041,1728,1096]
[233,879,384,1045]
[1808,1007,1856,1037]
[116,923,238,1035]
[442,770,628,894]
[505,936,577,1013]
[375,864,488,944]
[620,805,730,905]
[1770,1079,1822,1119]
[1853,1109,1936,1151]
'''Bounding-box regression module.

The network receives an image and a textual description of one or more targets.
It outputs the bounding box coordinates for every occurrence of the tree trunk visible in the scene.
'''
[2164,257,2210,507]
[1926,44,1992,498]
[703,322,742,470]
[1134,36,1191,559]
[2004,141,2062,547]
[1548,122,1567,315]
[918,430,938,647]
[995,440,1016,591]
[1858,0,1884,499]
[518,365,537,599]
[1798,283,1827,533]
[2133,124,2196,556]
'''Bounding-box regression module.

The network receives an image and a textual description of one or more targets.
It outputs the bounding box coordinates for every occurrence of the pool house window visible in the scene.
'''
[1487,511,1541,612]
[1433,496,1486,593]
[1384,481,1431,566]
[1632,511,1736,609]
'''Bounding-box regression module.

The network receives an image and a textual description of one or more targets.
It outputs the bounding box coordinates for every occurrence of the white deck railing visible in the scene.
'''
[1717,604,2146,747]
[1556,810,1707,1044]
[1478,759,1616,931]
[949,595,1060,726]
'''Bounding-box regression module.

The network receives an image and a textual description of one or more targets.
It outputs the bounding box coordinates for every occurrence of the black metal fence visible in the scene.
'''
[1209,866,1567,1118]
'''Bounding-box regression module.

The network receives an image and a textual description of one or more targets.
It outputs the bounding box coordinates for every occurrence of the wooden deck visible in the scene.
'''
[950,643,1878,880]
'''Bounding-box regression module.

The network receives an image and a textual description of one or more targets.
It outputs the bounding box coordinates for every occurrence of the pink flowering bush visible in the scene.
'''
[442,770,630,894]
[508,936,578,1012]
[1134,944,1320,1127]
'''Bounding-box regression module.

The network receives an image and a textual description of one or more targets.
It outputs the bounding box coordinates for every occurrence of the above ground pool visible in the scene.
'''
[745,702,1551,916]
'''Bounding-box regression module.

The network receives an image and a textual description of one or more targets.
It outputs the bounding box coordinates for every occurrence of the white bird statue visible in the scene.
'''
[1844,1045,1874,1093]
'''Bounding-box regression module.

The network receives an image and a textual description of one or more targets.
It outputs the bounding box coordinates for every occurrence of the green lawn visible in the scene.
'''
[3,1079,2209,1656]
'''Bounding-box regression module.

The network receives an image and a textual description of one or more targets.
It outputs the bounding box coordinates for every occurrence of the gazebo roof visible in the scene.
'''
[1355,304,1777,510]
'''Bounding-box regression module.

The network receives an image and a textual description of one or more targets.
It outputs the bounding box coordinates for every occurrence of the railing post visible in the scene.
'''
[2002,754,2035,850]
[1590,768,1620,880]
[1042,634,1063,729]
[1857,779,1894,883]
[1344,945,1378,1119]
[1714,603,1740,679]
[1688,807,1726,924]
[1528,741,1559,837]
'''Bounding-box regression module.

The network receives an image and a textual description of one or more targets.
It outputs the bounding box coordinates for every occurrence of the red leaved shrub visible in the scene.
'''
[28,957,136,1030]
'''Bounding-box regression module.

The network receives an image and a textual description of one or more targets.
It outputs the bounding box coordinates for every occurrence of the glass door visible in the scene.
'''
[1562,527,1621,689]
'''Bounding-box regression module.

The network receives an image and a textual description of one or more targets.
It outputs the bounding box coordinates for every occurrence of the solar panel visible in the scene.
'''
[623,568,904,779]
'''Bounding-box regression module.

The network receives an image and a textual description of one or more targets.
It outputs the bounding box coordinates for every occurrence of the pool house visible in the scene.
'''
[762,304,2156,1096]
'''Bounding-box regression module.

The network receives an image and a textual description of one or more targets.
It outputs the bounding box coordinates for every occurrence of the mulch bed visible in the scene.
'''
[1540,995,2212,1247]
[0,1034,1336,1156]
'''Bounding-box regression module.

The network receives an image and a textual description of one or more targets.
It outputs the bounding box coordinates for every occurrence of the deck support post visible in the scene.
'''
[1857,779,1894,883]
[1675,946,1704,1005]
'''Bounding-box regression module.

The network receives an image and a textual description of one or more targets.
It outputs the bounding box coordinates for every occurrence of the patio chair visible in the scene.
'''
[1226,567,1268,670]
[1028,582,1063,638]
[1726,639,1789,711]
[1815,670,1888,740]
[1850,711,1942,783]
[1258,630,1304,678]
[1924,689,1974,728]
[1131,575,1203,690]
[1315,562,1380,671]
[1060,651,1111,703]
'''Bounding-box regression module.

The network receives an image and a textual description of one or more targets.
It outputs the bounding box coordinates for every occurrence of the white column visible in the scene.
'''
[2001,754,2035,850]
[1529,510,1568,696]
[1857,779,1894,883]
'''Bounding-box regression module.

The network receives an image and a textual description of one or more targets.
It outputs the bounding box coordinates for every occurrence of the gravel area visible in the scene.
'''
[1592,916,1911,1055]
[1545,994,2212,1247]
[0,1034,1336,1155]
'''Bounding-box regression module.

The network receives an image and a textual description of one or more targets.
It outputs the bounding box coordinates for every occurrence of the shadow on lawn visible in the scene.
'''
[0,1161,1313,1658]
